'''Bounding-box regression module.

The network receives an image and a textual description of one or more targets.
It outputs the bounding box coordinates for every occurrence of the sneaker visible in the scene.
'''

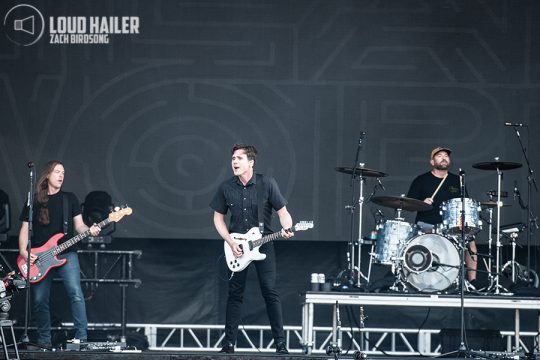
[276,341,289,354]
[219,341,234,353]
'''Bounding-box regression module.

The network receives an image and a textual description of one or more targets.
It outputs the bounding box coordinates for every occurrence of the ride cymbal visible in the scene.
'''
[371,196,432,212]
[335,167,388,177]
[472,161,522,171]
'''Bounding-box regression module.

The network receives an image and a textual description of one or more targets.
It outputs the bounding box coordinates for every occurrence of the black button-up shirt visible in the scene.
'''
[210,174,287,235]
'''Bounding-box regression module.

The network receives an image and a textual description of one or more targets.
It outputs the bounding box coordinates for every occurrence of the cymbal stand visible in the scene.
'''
[492,166,508,294]
[356,172,369,285]
[485,195,495,288]
[504,232,519,283]
[344,131,369,288]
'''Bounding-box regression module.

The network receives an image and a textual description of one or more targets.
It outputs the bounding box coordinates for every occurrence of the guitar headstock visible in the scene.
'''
[293,221,314,231]
[108,206,133,222]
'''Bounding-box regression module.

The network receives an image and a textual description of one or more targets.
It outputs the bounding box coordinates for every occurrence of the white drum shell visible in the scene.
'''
[440,198,482,235]
[375,220,416,265]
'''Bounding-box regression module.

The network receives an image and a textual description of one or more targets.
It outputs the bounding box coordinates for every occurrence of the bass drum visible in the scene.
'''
[400,234,460,293]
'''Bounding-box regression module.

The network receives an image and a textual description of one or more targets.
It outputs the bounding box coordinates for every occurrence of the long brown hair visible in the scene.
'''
[36,160,63,225]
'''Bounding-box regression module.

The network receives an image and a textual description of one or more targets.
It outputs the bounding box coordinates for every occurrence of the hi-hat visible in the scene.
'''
[472,161,522,171]
[335,167,388,177]
[371,196,432,212]
[480,201,511,208]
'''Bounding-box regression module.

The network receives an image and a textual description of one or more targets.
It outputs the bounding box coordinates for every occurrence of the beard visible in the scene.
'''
[434,162,449,171]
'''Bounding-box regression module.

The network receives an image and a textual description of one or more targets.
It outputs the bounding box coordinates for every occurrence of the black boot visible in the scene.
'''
[276,341,289,354]
[219,341,235,353]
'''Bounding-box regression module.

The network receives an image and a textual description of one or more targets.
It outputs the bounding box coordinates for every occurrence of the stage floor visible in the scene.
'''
[12,349,540,360]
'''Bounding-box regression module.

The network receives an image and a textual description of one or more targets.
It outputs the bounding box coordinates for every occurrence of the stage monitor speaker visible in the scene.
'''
[0,190,10,234]
[440,328,505,352]
[82,191,114,236]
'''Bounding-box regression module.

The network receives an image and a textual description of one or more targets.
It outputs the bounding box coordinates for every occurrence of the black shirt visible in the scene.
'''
[210,174,287,235]
[19,191,81,251]
[407,171,463,225]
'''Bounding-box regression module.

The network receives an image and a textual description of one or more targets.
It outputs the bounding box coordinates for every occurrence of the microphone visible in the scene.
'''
[27,161,34,168]
[459,168,464,188]
[376,178,385,191]
[504,122,524,127]
[358,131,366,145]
[377,209,385,218]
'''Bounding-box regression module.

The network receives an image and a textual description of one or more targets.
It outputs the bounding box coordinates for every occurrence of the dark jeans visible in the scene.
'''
[224,242,285,344]
[31,251,88,344]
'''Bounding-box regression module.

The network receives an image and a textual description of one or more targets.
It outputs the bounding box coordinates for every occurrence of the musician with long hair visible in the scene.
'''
[18,160,101,348]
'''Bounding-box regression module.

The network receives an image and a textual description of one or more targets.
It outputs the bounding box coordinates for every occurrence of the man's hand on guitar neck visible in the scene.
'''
[281,228,294,239]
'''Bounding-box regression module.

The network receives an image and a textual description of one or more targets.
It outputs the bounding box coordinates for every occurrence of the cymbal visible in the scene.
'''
[335,167,388,177]
[480,201,511,208]
[472,161,522,171]
[371,196,432,212]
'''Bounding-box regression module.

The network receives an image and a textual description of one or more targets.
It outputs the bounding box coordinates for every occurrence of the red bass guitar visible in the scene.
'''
[17,207,132,283]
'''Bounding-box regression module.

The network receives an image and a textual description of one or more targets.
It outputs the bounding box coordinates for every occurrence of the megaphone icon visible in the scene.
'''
[14,15,34,35]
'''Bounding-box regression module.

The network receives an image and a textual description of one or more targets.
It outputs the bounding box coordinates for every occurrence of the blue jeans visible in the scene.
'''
[224,242,285,345]
[31,251,87,344]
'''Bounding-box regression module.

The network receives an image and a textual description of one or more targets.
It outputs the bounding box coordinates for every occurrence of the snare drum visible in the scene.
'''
[440,198,482,235]
[375,220,417,265]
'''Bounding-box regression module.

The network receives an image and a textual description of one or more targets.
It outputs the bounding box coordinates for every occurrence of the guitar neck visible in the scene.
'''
[251,227,291,248]
[52,218,111,255]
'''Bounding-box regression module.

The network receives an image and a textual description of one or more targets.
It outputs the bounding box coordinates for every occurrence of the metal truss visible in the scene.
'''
[123,324,540,354]
[128,324,442,355]
[13,322,539,354]
[500,331,540,354]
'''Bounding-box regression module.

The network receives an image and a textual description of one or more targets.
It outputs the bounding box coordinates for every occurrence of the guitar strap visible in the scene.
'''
[256,174,265,235]
[62,192,70,236]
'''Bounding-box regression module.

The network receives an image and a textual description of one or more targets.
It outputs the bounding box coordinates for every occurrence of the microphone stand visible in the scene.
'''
[440,170,470,358]
[21,164,35,346]
[457,170,467,355]
[510,125,538,286]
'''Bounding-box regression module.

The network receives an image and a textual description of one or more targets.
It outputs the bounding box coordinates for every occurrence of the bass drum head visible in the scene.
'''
[401,234,460,293]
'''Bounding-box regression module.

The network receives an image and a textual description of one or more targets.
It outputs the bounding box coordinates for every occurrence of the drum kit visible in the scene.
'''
[336,159,535,294]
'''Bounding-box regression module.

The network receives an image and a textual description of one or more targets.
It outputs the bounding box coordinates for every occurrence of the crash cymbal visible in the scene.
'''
[480,201,511,208]
[371,196,432,212]
[472,161,522,171]
[335,167,388,177]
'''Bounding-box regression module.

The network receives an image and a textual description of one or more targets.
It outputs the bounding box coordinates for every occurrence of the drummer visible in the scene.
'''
[406,147,478,284]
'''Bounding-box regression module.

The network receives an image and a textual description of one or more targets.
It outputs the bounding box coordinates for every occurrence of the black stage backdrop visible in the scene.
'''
[0,0,538,242]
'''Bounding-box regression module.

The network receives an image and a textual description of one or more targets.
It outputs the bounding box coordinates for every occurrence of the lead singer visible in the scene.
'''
[210,144,293,354]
